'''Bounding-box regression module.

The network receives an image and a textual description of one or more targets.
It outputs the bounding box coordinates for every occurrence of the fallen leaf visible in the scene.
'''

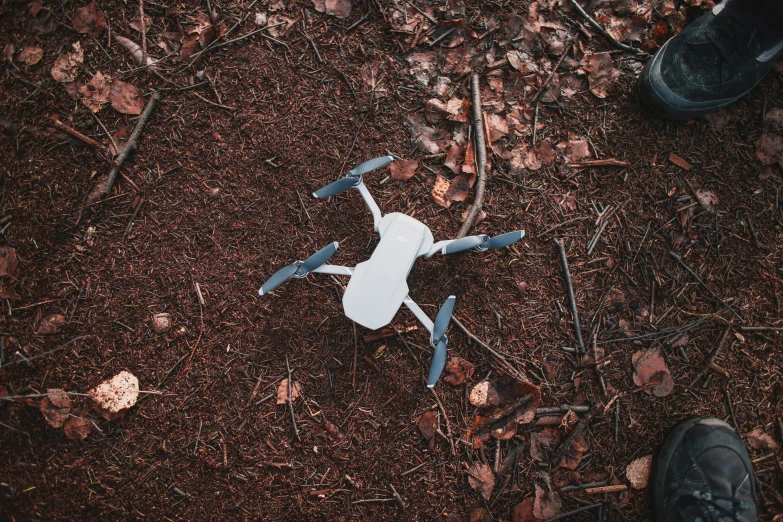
[469,380,500,408]
[90,370,140,420]
[254,11,268,26]
[471,507,492,522]
[747,427,779,451]
[417,410,438,440]
[445,174,473,202]
[486,113,509,141]
[462,140,476,174]
[467,462,495,500]
[63,416,92,440]
[3,43,14,63]
[533,485,562,520]
[71,1,106,37]
[108,126,132,156]
[408,116,449,153]
[766,107,783,127]
[323,420,345,441]
[443,357,475,385]
[671,332,689,349]
[115,35,157,69]
[530,428,559,462]
[39,389,71,428]
[668,153,692,170]
[468,376,541,445]
[389,159,419,181]
[695,189,718,211]
[79,71,110,113]
[704,106,739,132]
[110,80,144,115]
[444,143,465,174]
[507,50,535,73]
[267,14,294,37]
[36,313,66,335]
[129,14,153,34]
[584,52,618,98]
[407,51,437,86]
[632,346,674,397]
[626,454,653,489]
[432,174,451,208]
[566,140,591,163]
[512,498,540,522]
[276,378,301,404]
[558,432,589,470]
[16,46,44,65]
[313,0,352,18]
[51,41,84,83]
[756,133,783,165]
[0,245,19,278]
[29,0,42,17]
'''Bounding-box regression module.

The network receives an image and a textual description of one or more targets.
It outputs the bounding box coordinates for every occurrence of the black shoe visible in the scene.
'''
[653,416,758,522]
[640,0,783,119]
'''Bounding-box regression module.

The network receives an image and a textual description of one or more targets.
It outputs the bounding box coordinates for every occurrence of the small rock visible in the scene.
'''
[172,325,188,337]
[152,313,171,333]
[208,187,220,199]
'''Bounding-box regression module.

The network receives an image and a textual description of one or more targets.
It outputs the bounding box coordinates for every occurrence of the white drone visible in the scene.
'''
[258,156,525,388]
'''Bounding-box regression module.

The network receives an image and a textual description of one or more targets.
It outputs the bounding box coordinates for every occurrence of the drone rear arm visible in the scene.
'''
[355,181,382,233]
[424,240,457,258]
[402,296,434,336]
[311,265,355,276]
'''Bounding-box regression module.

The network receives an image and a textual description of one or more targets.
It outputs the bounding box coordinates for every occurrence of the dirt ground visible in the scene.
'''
[1,0,782,520]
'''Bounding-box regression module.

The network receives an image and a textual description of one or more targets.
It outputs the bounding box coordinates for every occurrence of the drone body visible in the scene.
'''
[259,156,525,388]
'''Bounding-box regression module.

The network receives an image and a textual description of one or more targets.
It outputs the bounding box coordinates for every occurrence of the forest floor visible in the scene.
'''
[0,0,782,520]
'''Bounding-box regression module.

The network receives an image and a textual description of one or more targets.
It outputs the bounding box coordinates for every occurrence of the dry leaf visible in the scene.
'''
[267,14,294,37]
[486,113,509,141]
[468,376,541,445]
[71,1,106,37]
[90,370,140,420]
[695,189,718,212]
[39,389,71,428]
[432,174,451,208]
[407,51,437,86]
[313,0,352,19]
[417,410,438,440]
[471,507,492,522]
[747,427,779,451]
[443,357,475,386]
[626,455,653,489]
[469,380,499,408]
[533,485,562,520]
[408,116,449,153]
[115,35,158,69]
[17,46,44,65]
[130,14,153,34]
[51,41,84,83]
[276,378,301,404]
[108,126,132,156]
[668,153,692,170]
[36,313,66,335]
[584,52,618,98]
[0,245,19,278]
[445,174,473,202]
[566,140,591,163]
[558,433,589,470]
[756,133,783,165]
[512,498,539,522]
[467,462,495,501]
[389,159,419,181]
[530,428,558,462]
[766,107,783,127]
[444,143,465,174]
[632,346,674,397]
[79,71,110,113]
[110,80,145,115]
[63,416,92,440]
[3,43,14,63]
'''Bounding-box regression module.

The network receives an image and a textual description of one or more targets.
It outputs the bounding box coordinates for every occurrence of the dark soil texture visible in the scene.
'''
[1,0,782,521]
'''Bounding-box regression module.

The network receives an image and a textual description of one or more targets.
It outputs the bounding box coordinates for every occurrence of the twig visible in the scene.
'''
[400,462,427,476]
[246,369,266,407]
[554,239,586,353]
[0,335,91,369]
[428,27,455,48]
[532,101,539,146]
[194,282,206,306]
[669,252,743,321]
[125,197,144,238]
[346,12,371,32]
[543,503,602,522]
[389,484,405,510]
[739,326,783,332]
[194,419,202,455]
[50,116,104,150]
[538,216,590,237]
[451,317,524,381]
[536,405,590,416]
[352,498,396,504]
[566,0,642,54]
[585,485,626,494]
[569,158,631,168]
[404,0,437,24]
[535,39,574,102]
[286,355,300,440]
[190,21,286,60]
[90,92,159,203]
[586,220,608,256]
[724,388,739,431]
[689,326,730,388]
[431,388,455,455]
[190,91,237,111]
[457,75,487,238]
[552,412,592,465]
[139,0,147,67]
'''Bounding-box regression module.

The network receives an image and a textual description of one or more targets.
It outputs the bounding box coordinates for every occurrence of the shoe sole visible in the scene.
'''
[651,416,734,522]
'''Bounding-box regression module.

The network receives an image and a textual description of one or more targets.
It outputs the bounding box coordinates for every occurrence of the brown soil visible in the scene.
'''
[1,1,782,521]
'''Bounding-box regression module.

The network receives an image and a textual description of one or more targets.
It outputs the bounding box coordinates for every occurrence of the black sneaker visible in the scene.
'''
[653,416,758,522]
[640,0,783,119]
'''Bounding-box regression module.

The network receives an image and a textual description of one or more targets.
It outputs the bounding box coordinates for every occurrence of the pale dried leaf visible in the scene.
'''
[512,498,539,522]
[626,454,653,489]
[408,116,449,153]
[533,485,562,519]
[71,1,106,37]
[130,14,153,34]
[756,133,783,165]
[432,174,451,208]
[39,389,71,428]
[267,14,294,37]
[51,41,84,83]
[668,153,692,170]
[90,371,139,420]
[695,189,718,211]
[36,313,66,335]
[313,0,352,18]
[63,416,92,440]
[152,313,171,333]
[115,35,157,69]
[110,80,144,115]
[17,46,44,65]
[632,346,674,397]
[467,462,495,500]
[417,410,438,440]
[747,427,779,451]
[389,159,418,181]
[443,357,475,386]
[584,52,618,99]
[766,107,783,127]
[276,378,301,404]
[566,140,591,163]
[79,71,110,113]
[0,245,19,278]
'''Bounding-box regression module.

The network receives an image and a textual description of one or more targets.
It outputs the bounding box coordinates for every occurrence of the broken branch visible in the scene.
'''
[457,75,487,238]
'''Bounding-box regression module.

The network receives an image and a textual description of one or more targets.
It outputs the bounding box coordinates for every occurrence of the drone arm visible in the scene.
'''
[424,240,457,258]
[311,265,355,276]
[355,180,383,233]
[403,296,434,336]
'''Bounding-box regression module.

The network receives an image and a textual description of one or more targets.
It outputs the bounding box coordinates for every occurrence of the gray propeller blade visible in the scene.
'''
[312,177,358,198]
[432,295,456,343]
[427,338,448,388]
[348,156,394,177]
[258,263,299,296]
[300,242,339,273]
[484,230,525,249]
[441,235,487,254]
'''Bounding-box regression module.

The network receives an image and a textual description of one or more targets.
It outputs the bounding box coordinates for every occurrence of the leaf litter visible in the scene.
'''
[632,346,674,397]
[90,371,139,420]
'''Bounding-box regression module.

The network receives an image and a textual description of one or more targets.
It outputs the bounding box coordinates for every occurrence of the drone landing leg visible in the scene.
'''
[403,296,434,335]
[355,181,382,233]
[311,265,355,276]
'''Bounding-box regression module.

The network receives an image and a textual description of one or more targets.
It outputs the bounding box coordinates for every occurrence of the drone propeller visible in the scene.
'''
[441,231,525,254]
[312,156,395,199]
[427,295,456,388]
[258,242,339,296]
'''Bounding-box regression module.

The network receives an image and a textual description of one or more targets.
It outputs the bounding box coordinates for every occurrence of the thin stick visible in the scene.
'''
[50,116,104,150]
[532,101,539,146]
[194,282,206,306]
[431,389,455,455]
[351,322,358,388]
[689,326,730,388]
[193,419,202,455]
[404,0,437,24]
[669,252,743,321]
[400,462,426,476]
[538,216,590,237]
[286,355,300,440]
[739,326,783,332]
[566,0,642,54]
[246,369,265,407]
[428,27,455,48]
[389,484,405,510]
[586,220,608,256]
[92,92,159,202]
[551,412,592,465]
[543,503,602,522]
[346,12,371,32]
[535,39,573,102]
[585,485,627,494]
[139,0,147,67]
[451,317,524,381]
[554,238,586,353]
[457,75,487,238]
[0,335,92,369]
[569,158,631,168]
[125,197,144,238]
